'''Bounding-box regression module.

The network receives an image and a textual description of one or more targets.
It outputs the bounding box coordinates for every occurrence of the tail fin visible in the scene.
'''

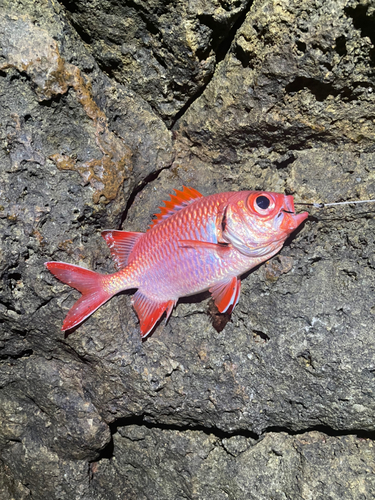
[45,262,114,330]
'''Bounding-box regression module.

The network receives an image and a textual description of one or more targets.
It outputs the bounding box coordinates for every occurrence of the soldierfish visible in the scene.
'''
[45,187,308,338]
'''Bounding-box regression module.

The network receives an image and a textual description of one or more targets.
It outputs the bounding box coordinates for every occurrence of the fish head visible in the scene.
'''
[220,191,308,257]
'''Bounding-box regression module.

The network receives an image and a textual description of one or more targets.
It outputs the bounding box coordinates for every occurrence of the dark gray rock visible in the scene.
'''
[175,0,375,155]
[91,427,375,500]
[57,0,251,124]
[1,0,375,498]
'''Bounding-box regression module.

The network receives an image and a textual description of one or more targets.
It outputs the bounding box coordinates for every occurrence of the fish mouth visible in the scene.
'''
[279,195,309,232]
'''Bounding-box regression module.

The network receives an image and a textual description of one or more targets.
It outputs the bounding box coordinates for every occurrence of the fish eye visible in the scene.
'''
[247,192,276,215]
[246,191,277,217]
[255,195,270,210]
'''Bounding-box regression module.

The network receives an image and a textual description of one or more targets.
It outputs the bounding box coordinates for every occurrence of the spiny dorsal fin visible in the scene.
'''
[101,230,143,269]
[150,186,203,228]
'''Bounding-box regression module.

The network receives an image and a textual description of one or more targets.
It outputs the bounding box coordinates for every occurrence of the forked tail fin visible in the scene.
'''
[45,262,115,330]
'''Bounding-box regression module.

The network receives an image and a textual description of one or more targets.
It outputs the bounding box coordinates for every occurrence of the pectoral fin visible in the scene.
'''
[178,240,231,253]
[209,276,241,314]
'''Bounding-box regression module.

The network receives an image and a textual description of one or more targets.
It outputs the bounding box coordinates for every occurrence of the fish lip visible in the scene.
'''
[279,196,308,231]
[279,210,309,231]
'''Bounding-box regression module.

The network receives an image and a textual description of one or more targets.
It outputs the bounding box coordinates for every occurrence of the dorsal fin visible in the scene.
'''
[101,230,143,269]
[150,186,203,228]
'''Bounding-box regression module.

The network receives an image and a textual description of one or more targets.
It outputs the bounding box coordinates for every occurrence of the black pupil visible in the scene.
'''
[256,195,270,210]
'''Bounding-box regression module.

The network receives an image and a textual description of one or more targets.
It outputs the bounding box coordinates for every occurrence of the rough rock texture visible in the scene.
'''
[58,0,251,124]
[92,428,375,499]
[1,0,375,498]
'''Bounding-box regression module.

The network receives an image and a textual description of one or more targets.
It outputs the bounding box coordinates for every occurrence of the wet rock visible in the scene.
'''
[91,427,375,499]
[58,0,251,124]
[175,0,375,156]
[1,0,375,498]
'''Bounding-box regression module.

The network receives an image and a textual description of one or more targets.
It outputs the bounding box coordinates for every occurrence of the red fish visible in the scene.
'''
[45,187,308,338]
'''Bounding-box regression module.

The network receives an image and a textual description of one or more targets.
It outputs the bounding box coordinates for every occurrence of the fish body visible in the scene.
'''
[45,187,308,337]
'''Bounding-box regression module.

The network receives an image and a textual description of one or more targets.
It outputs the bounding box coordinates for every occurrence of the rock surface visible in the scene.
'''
[92,428,375,500]
[58,0,251,124]
[1,0,375,498]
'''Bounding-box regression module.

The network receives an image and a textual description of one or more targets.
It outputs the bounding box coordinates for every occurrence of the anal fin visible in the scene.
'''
[132,291,176,338]
[210,276,241,314]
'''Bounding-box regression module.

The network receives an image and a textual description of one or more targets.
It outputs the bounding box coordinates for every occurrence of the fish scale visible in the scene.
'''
[126,197,218,292]
[135,195,225,298]
[45,186,308,338]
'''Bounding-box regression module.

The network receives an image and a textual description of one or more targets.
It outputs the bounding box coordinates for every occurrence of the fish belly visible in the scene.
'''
[131,229,252,302]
